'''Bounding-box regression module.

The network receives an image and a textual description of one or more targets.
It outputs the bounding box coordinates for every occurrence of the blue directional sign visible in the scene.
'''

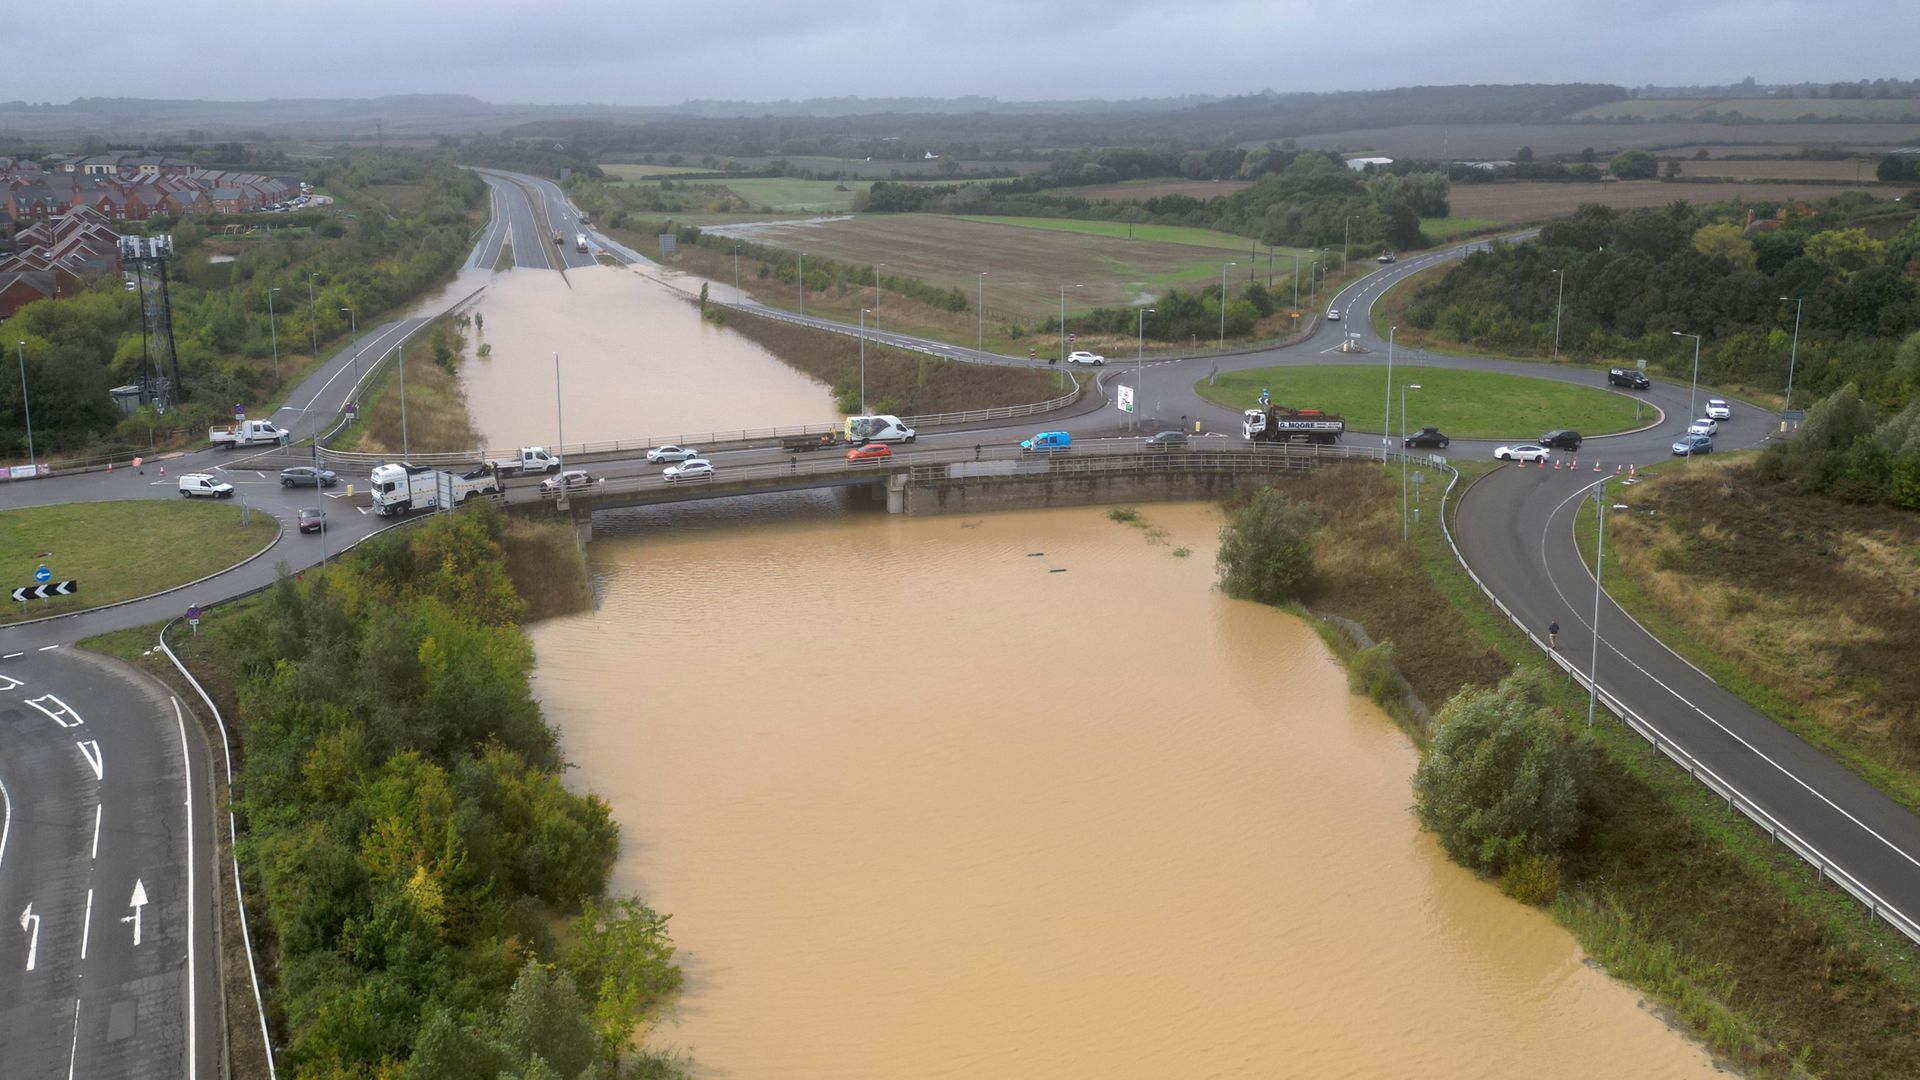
[34,565,51,583]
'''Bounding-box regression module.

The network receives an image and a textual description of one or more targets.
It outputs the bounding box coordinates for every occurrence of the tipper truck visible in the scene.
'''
[369,462,503,516]
[1242,406,1346,445]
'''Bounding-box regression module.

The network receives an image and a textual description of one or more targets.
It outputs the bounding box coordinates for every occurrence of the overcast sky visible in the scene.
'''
[16,0,1918,105]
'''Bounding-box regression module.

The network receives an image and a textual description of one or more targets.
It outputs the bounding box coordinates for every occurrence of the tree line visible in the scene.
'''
[207,508,681,1079]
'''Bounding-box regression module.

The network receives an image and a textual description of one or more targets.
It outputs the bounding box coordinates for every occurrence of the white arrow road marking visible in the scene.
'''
[76,741,103,781]
[0,673,22,691]
[26,694,84,728]
[20,903,39,970]
[121,880,147,947]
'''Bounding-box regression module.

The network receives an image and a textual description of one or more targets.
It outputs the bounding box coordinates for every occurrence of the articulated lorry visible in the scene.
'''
[1242,406,1346,445]
[370,462,503,516]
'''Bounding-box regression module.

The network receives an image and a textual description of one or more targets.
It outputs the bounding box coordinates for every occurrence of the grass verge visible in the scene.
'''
[328,310,484,454]
[1196,363,1648,439]
[0,500,277,624]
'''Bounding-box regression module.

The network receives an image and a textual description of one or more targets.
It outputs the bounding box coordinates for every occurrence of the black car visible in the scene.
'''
[1608,367,1650,390]
[1403,426,1451,449]
[280,465,338,488]
[1540,429,1583,451]
[1145,430,1189,448]
[298,507,326,533]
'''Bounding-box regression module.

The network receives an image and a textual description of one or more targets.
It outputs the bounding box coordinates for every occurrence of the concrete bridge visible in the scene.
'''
[541,442,1409,542]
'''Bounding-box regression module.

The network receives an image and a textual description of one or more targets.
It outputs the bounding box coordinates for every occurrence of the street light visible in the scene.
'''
[859,308,870,413]
[1402,383,1421,539]
[873,263,884,330]
[553,351,564,460]
[267,286,281,380]
[398,345,409,460]
[1671,330,1702,424]
[798,253,805,317]
[1219,261,1236,350]
[15,340,34,472]
[1550,268,1565,362]
[1134,307,1155,432]
[1587,478,1608,729]
[1343,216,1355,266]
[306,273,318,358]
[733,244,740,295]
[977,271,988,357]
[1779,296,1804,413]
[1291,251,1301,307]
[1383,325,1397,449]
[340,306,360,405]
[1059,283,1082,390]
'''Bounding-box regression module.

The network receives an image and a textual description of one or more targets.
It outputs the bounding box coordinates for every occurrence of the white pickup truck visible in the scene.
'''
[484,447,562,476]
[210,419,290,448]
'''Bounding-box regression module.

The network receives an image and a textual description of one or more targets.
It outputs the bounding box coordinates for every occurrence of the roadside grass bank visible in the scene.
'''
[1571,455,1920,816]
[697,299,1067,416]
[494,242,514,271]
[328,310,485,454]
[85,508,682,1078]
[1216,458,1920,1074]
[652,231,1350,365]
[499,513,595,622]
[1196,363,1649,440]
[0,500,277,625]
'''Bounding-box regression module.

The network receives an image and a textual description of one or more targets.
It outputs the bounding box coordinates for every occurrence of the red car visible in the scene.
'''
[847,442,893,463]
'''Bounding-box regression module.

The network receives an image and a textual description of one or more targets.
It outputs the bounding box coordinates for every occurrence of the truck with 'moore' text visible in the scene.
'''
[1243,406,1346,445]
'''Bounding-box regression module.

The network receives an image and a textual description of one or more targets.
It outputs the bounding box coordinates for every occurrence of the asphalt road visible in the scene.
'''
[0,647,216,1078]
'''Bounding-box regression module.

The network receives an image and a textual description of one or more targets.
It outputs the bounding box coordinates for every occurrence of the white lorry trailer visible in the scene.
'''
[369,462,503,516]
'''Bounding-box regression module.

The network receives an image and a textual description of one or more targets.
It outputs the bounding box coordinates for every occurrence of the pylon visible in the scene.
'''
[107,461,112,472]
[1629,464,1636,477]
[1594,460,1601,472]
[159,465,166,477]
[1553,458,1561,470]
[1615,463,1622,474]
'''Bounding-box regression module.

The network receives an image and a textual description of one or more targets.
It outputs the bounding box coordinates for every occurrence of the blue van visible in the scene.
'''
[1020,431,1072,452]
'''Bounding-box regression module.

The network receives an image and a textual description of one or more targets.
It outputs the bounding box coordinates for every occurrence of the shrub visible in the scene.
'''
[1215,488,1317,604]
[1413,668,1593,875]
[1345,640,1402,710]
[1499,853,1564,905]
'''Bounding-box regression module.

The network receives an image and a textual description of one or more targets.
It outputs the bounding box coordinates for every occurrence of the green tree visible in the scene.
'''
[1413,669,1593,876]
[564,898,683,1055]
[500,960,601,1080]
[1691,223,1756,268]
[1805,228,1886,279]
[1215,489,1317,605]
[1611,148,1658,180]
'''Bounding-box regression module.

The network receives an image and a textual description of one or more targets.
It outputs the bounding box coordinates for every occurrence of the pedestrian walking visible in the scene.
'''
[1548,620,1560,649]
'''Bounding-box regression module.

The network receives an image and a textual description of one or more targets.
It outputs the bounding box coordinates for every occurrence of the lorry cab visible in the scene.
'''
[845,415,917,444]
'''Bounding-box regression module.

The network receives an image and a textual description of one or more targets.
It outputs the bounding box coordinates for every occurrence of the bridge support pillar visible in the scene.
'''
[887,474,907,515]
[573,511,593,546]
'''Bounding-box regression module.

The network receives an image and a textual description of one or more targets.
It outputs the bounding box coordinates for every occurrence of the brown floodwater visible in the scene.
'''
[530,498,1720,1079]
[459,265,838,449]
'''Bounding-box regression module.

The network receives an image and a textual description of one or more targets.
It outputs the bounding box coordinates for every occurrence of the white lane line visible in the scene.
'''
[79,887,92,960]
[89,803,100,860]
[175,697,197,1080]
[0,774,10,876]
[66,998,81,1080]
[1538,479,1920,874]
[2,652,23,659]
[38,645,59,652]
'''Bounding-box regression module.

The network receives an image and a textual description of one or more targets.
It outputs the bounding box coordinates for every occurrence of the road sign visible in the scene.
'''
[11,580,77,602]
[1069,332,1077,343]
[34,565,50,583]
[234,402,244,418]
[1116,385,1135,414]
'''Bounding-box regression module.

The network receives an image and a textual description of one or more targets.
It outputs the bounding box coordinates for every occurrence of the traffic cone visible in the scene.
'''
[1553,459,1561,470]
[1629,464,1636,477]
[107,461,112,472]
[1615,463,1622,474]
[1594,460,1601,472]
[159,465,166,477]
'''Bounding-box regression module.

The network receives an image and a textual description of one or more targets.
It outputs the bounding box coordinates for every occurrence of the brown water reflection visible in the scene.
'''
[531,499,1717,1078]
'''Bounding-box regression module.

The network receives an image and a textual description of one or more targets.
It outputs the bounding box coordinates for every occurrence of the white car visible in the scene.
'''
[1494,444,1551,463]
[663,458,714,483]
[540,469,595,495]
[1687,418,1719,437]
[1326,308,1341,321]
[1705,398,1731,420]
[1066,350,1105,366]
[647,444,698,463]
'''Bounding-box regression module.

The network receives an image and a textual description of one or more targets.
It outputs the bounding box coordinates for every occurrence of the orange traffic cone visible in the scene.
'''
[1615,463,1622,474]
[1553,459,1561,470]
[1594,460,1601,472]
[1629,464,1637,477]
[159,465,166,477]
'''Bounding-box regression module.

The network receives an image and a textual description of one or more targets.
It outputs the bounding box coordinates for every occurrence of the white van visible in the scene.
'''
[844,414,917,445]
[178,473,234,498]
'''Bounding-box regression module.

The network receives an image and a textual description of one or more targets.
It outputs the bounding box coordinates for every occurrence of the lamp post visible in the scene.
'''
[15,340,34,472]
[267,286,281,380]
[1383,325,1397,449]
[873,263,884,330]
[1550,268,1565,362]
[733,244,740,295]
[1291,252,1301,307]
[1779,296,1804,413]
[859,309,870,413]
[1219,261,1236,350]
[977,271,988,357]
[1587,478,1608,729]
[398,345,409,460]
[1671,330,1702,423]
[1343,216,1354,266]
[306,272,318,358]
[340,307,360,407]
[1402,383,1421,540]
[1134,306,1154,432]
[798,253,805,317]
[553,351,564,460]
[1059,283,1082,390]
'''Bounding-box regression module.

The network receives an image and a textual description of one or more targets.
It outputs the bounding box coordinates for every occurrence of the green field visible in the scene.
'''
[1573,97,1920,121]
[1419,216,1505,241]
[956,215,1304,255]
[1196,364,1649,440]
[600,163,711,180]
[0,499,279,624]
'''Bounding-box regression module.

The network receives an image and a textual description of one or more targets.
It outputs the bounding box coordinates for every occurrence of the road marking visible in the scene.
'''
[3,652,23,659]
[79,887,92,959]
[176,697,197,1079]
[0,673,21,691]
[37,645,59,652]
[66,998,80,1080]
[0,774,9,875]
[20,903,39,970]
[1538,479,1920,876]
[120,880,147,947]
[76,740,103,781]
[26,694,84,728]
[90,803,100,859]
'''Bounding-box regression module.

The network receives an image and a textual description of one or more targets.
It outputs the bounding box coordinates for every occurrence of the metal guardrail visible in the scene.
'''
[316,377,1085,473]
[1435,462,1920,948]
